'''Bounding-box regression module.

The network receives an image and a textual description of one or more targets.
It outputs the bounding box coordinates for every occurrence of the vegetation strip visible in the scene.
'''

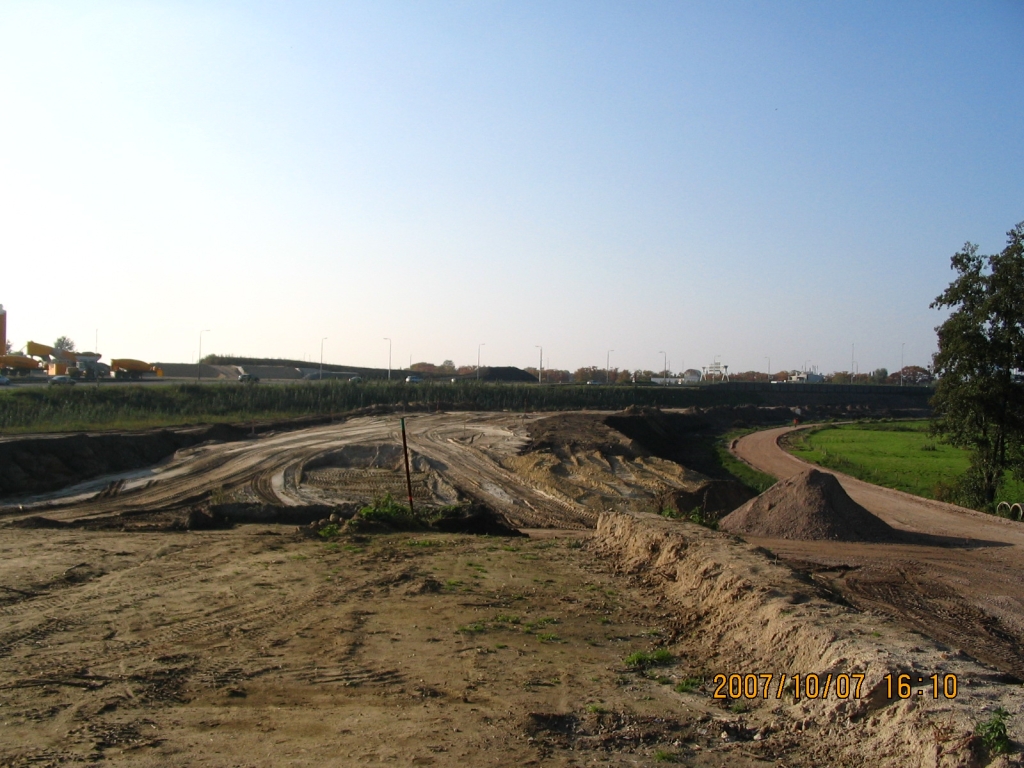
[785,420,1024,512]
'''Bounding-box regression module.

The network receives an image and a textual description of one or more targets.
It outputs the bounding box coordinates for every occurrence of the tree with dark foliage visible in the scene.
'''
[931,222,1024,509]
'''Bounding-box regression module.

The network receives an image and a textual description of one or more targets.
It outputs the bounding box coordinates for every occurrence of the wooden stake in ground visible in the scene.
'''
[400,417,415,514]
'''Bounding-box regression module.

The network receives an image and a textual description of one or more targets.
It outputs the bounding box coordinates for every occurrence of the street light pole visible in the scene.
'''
[384,338,391,381]
[764,356,770,383]
[197,329,210,382]
[477,343,485,380]
[606,350,614,385]
[535,345,543,384]
[901,343,905,386]
[320,337,327,381]
[659,350,666,383]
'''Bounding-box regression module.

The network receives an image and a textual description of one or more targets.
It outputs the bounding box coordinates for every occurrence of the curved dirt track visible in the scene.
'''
[733,426,1024,679]
[0,413,597,529]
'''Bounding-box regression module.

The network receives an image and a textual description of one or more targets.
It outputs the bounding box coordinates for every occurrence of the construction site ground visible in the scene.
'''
[1,410,1022,766]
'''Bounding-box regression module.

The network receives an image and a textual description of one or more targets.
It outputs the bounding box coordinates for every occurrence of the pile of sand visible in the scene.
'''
[719,468,901,542]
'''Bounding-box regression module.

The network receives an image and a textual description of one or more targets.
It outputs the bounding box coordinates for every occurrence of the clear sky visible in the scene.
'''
[2,1,1022,375]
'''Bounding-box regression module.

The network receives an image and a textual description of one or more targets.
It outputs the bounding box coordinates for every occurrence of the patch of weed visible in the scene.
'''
[653,750,680,763]
[624,649,674,670]
[674,677,701,693]
[537,633,561,643]
[586,704,608,714]
[317,523,342,539]
[456,623,486,635]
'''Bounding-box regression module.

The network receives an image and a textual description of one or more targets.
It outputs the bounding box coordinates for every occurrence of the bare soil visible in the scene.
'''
[0,410,1021,766]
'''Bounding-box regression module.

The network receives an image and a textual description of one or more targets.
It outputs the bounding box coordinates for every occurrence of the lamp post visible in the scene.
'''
[384,338,391,381]
[535,345,543,384]
[764,356,770,383]
[197,329,210,382]
[901,343,905,386]
[606,349,614,385]
[477,343,485,379]
[659,350,666,383]
[320,337,327,381]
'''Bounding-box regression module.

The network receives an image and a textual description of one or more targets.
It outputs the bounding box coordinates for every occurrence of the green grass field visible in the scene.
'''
[786,420,1024,506]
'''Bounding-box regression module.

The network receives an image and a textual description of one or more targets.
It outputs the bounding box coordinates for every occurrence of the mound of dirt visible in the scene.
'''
[656,480,754,520]
[719,468,901,542]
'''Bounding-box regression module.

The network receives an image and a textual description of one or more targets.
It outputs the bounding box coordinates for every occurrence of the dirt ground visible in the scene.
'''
[732,426,1024,682]
[0,524,862,768]
[1,410,1022,766]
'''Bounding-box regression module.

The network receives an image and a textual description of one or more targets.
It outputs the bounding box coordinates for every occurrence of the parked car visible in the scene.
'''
[49,375,75,386]
[0,375,10,386]
[348,376,362,383]
[238,373,260,383]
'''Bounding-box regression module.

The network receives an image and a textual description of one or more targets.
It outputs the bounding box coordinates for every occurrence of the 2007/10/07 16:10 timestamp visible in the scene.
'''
[712,673,959,701]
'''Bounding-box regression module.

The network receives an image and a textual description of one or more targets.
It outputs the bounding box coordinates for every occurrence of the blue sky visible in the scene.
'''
[1,1,1021,374]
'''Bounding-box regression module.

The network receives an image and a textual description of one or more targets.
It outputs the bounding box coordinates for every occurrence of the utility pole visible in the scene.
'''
[764,356,770,383]
[535,345,543,384]
[320,337,327,381]
[384,337,391,381]
[901,342,905,386]
[477,343,485,380]
[197,330,210,382]
[606,349,614,385]
[659,350,666,383]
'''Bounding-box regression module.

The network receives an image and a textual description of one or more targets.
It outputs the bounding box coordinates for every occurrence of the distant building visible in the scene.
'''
[788,371,824,383]
[682,369,701,382]
[700,362,729,382]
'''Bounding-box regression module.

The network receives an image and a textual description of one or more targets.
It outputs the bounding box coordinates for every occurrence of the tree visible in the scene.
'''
[53,336,76,353]
[931,222,1024,509]
[4,339,10,354]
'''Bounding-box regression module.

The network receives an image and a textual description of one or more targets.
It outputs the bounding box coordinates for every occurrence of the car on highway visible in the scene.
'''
[0,375,10,386]
[238,373,260,383]
[405,375,423,383]
[49,375,75,386]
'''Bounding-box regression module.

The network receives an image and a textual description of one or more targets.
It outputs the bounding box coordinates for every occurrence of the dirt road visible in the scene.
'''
[733,426,1024,679]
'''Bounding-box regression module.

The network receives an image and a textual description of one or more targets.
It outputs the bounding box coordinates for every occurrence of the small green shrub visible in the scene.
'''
[976,708,1011,755]
[653,749,680,763]
[354,493,426,530]
[317,523,341,539]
